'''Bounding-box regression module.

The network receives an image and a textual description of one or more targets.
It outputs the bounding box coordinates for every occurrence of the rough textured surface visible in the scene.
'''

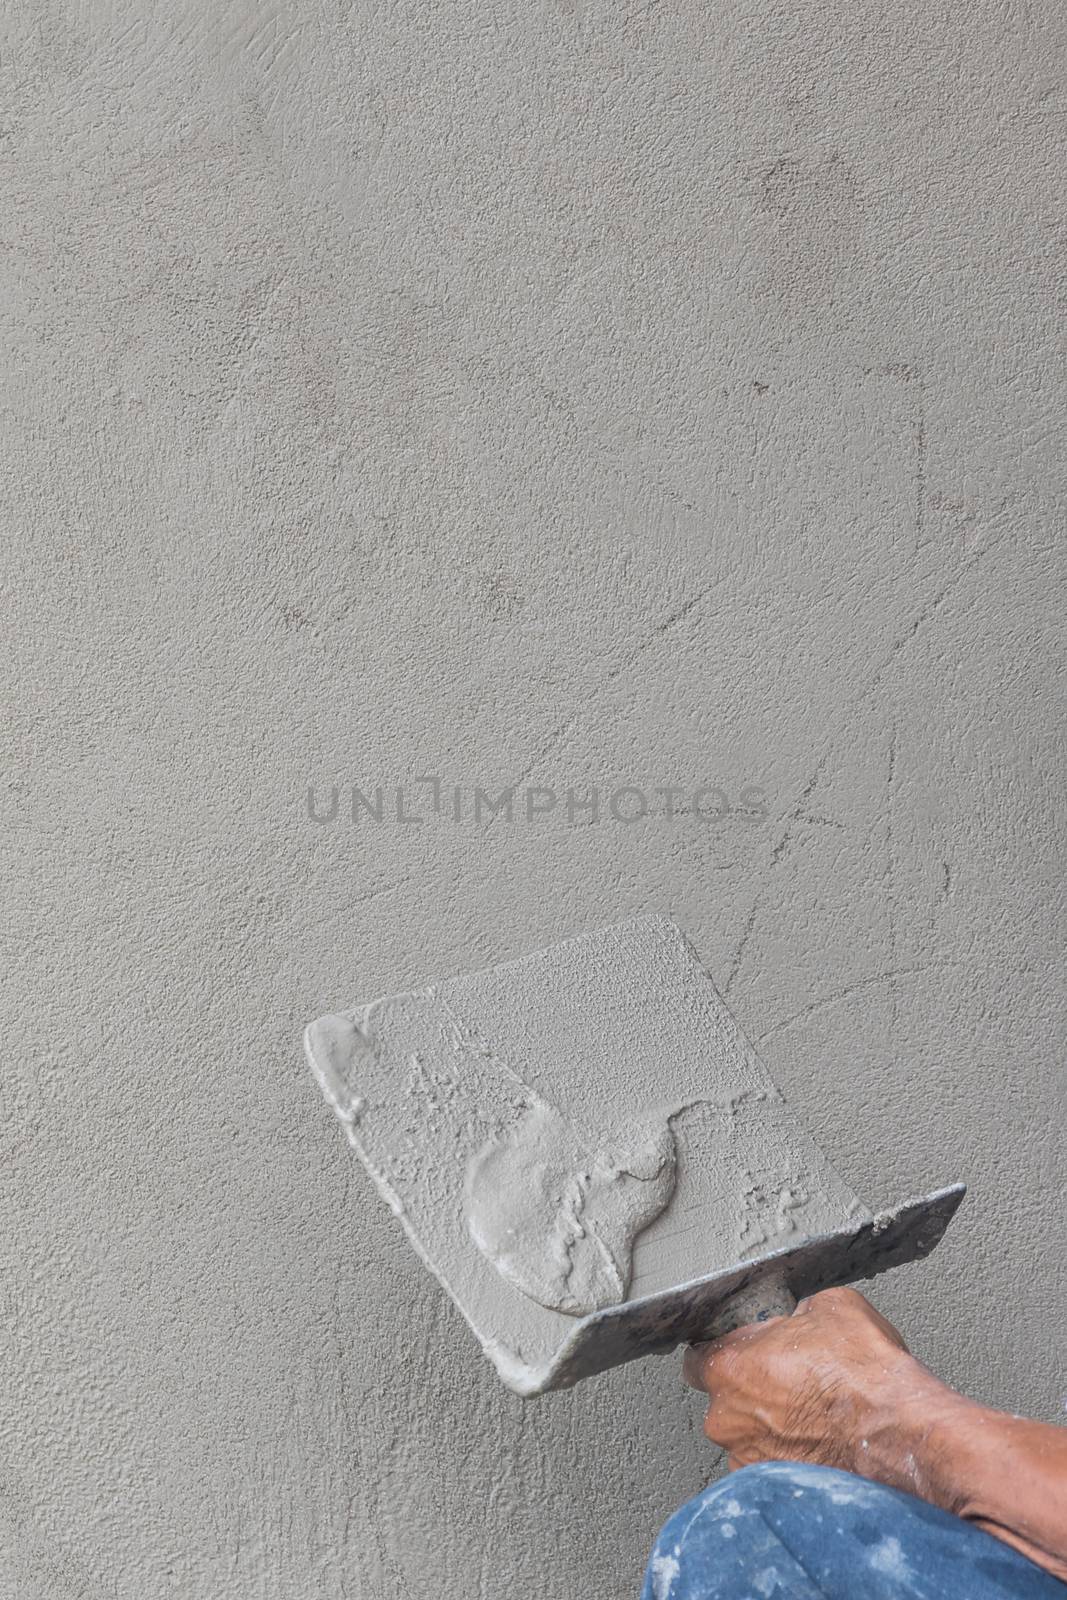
[1,0,1064,1594]
[305,917,872,1388]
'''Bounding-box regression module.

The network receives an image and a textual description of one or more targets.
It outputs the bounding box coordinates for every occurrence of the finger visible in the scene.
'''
[683,1334,746,1390]
[794,1293,821,1314]
[682,1343,711,1391]
[684,1309,788,1386]
[703,1408,725,1447]
[799,1285,861,1314]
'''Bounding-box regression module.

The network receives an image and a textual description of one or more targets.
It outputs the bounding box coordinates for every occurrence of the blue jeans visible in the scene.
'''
[641,1461,1067,1599]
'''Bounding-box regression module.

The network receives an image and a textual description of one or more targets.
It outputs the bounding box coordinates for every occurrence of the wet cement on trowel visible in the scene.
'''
[305,916,870,1393]
[465,1097,677,1315]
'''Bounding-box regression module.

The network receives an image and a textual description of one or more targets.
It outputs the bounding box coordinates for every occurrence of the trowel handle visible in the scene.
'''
[697,1277,798,1344]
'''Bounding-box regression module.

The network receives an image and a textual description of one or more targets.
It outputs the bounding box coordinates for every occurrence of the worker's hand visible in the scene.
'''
[686,1287,1067,1585]
[683,1286,946,1477]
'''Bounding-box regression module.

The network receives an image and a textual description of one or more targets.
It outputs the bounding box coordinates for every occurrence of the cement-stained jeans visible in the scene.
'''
[641,1461,1067,1599]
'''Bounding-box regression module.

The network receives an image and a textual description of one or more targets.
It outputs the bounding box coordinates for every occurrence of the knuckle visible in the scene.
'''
[703,1408,727,1447]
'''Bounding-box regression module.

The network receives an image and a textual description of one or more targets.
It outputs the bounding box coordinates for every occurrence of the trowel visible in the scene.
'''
[304,916,964,1396]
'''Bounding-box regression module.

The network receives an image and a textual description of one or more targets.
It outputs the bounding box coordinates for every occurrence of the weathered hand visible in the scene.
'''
[684,1285,1067,1582]
[682,1286,943,1478]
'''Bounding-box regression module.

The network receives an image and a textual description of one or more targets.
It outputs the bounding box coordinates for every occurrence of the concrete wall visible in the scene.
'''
[3,1,1064,1595]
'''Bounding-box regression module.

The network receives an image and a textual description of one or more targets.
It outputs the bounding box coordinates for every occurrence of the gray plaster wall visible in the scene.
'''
[2,1,1064,1595]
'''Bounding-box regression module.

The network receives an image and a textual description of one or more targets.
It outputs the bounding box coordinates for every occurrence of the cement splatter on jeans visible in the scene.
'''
[641,1462,1067,1599]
